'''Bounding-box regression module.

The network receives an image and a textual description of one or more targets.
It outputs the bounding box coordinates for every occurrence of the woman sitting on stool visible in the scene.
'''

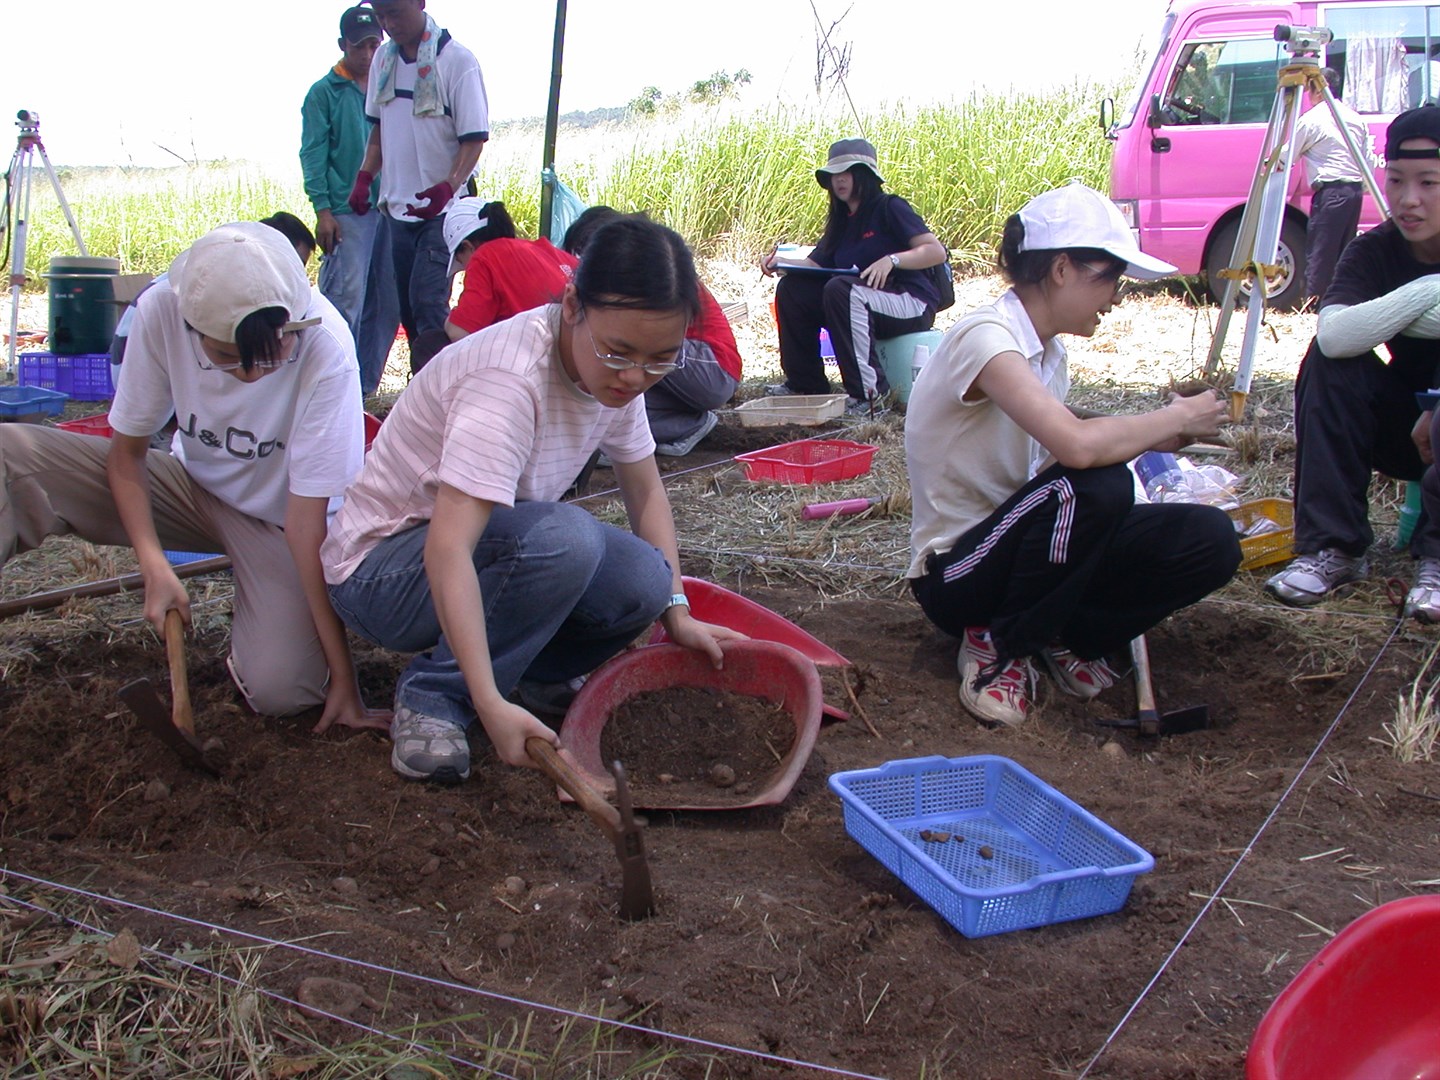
[761,138,946,415]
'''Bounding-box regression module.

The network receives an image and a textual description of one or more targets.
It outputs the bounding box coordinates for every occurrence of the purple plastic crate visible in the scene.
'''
[19,351,115,401]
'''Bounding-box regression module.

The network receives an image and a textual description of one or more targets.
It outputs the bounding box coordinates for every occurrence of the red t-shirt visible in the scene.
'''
[693,283,742,381]
[448,237,579,334]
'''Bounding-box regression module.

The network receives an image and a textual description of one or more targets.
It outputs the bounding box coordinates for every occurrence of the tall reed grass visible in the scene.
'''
[13,81,1124,285]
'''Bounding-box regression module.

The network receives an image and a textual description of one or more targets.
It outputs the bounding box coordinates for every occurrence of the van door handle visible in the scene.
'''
[1151,136,1172,152]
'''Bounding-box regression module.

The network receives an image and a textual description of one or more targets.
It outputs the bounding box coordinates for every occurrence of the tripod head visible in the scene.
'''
[1274,24,1331,62]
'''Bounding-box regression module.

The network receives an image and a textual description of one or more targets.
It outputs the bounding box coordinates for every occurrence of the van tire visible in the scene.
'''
[1204,217,1307,312]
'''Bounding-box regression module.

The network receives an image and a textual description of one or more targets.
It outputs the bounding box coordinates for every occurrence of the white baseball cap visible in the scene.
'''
[168,222,314,342]
[443,198,493,276]
[1017,182,1176,280]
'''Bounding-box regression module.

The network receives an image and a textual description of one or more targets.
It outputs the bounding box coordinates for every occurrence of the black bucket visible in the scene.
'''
[46,256,121,356]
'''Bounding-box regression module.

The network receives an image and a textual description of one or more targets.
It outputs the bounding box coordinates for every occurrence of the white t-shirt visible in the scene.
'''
[367,33,489,218]
[904,288,1069,578]
[1293,97,1368,186]
[108,279,365,528]
[322,305,655,585]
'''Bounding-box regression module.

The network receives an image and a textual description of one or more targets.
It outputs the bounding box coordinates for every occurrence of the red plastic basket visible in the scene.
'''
[363,411,382,452]
[734,438,876,484]
[57,412,115,438]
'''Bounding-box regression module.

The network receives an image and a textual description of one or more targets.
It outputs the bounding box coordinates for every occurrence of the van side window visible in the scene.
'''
[1326,5,1438,113]
[1164,38,1284,125]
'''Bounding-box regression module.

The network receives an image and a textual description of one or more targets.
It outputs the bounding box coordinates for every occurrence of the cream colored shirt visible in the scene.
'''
[903,289,1069,578]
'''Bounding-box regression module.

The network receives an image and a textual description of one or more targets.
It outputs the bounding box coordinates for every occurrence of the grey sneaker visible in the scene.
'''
[654,410,719,457]
[1406,557,1440,623]
[1265,549,1369,607]
[764,382,805,397]
[844,396,888,418]
[390,704,470,783]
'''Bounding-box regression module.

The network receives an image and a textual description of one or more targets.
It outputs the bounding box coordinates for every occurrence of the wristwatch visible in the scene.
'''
[667,592,690,611]
[889,253,901,269]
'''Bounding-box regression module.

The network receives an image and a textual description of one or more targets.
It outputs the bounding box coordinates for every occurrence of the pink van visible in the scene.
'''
[1101,0,1431,308]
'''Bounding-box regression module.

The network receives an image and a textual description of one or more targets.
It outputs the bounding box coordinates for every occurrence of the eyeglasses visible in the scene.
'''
[195,316,320,372]
[1077,261,1130,301]
[582,317,685,376]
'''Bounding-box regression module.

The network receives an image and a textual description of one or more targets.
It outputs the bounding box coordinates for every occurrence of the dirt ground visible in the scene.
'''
[3,284,1439,1077]
[1,492,1435,1078]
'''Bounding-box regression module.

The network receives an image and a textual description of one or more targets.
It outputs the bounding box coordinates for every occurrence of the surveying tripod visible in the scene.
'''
[2,110,87,374]
[1202,25,1388,421]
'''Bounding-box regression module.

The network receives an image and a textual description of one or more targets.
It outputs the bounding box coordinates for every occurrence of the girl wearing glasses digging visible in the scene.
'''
[0,222,388,734]
[904,183,1240,729]
[321,216,743,784]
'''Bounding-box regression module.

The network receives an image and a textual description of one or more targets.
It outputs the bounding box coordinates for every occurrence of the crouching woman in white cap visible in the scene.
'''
[0,222,389,733]
[904,183,1240,729]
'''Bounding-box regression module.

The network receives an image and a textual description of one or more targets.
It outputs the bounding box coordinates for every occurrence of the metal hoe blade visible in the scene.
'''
[119,678,219,775]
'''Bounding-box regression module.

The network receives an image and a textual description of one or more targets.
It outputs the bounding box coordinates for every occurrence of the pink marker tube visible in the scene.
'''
[802,497,879,521]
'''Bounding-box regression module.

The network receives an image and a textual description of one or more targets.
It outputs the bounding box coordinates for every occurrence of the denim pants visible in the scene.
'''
[318,211,379,332]
[327,501,674,728]
[382,213,450,349]
[356,217,401,396]
[911,462,1241,666]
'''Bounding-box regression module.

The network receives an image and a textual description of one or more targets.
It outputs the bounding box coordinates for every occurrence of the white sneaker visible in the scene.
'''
[1406,557,1440,623]
[1265,549,1369,607]
[957,628,1034,728]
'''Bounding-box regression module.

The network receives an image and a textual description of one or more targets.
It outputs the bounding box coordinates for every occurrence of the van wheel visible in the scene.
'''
[1204,217,1307,311]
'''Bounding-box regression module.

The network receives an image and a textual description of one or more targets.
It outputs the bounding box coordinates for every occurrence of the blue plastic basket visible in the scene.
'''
[164,550,224,566]
[828,755,1154,938]
[0,385,70,420]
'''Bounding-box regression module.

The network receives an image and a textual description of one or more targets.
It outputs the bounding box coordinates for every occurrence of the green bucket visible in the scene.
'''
[46,256,121,356]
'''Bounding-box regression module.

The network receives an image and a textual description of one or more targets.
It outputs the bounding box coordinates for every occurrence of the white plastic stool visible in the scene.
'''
[875,329,943,404]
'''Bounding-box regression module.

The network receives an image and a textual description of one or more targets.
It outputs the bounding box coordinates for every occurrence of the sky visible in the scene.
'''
[1,0,1167,171]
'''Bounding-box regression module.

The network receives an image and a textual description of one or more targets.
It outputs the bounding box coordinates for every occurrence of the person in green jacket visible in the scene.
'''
[300,6,399,395]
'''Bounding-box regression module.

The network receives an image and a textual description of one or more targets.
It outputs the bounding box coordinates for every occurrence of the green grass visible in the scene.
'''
[16,83,1125,286]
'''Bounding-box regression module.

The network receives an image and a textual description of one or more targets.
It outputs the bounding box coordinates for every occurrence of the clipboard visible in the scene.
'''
[773,262,859,278]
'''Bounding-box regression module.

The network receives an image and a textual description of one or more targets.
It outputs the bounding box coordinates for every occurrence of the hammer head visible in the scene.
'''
[610,761,656,920]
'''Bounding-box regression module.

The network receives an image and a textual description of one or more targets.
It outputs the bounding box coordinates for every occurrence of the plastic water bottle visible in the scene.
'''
[819,327,836,361]
[911,344,931,386]
[1134,451,1186,503]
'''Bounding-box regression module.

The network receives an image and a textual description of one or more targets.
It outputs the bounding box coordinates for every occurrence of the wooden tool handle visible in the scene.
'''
[526,737,621,836]
[1129,634,1160,736]
[164,609,195,735]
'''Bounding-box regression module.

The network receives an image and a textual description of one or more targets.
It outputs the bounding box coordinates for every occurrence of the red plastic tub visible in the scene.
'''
[1247,895,1440,1079]
[647,576,849,667]
[558,640,824,811]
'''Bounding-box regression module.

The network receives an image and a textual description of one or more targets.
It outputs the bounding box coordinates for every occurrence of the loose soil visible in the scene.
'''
[600,686,796,801]
[1,573,1435,1078]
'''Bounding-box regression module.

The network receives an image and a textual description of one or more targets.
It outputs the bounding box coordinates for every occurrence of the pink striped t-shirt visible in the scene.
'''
[321,305,654,585]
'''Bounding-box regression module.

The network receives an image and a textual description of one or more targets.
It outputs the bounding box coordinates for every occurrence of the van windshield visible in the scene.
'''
[1115,11,1177,131]
[1161,37,1285,125]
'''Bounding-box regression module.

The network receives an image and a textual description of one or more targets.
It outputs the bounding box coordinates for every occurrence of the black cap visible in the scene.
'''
[1387,106,1440,160]
[340,6,382,43]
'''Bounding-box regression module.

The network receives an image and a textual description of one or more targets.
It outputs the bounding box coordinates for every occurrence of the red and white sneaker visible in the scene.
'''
[958,628,1034,728]
[1042,647,1120,701]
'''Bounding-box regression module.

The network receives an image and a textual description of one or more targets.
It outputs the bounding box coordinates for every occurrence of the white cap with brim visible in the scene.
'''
[443,198,492,276]
[1017,181,1176,280]
[169,222,313,342]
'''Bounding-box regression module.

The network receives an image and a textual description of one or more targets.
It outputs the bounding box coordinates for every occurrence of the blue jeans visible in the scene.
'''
[327,501,674,728]
[382,214,450,350]
[318,211,378,331]
[357,217,401,395]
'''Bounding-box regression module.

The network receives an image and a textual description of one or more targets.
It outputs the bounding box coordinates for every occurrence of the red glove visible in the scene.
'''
[347,170,375,216]
[405,180,454,220]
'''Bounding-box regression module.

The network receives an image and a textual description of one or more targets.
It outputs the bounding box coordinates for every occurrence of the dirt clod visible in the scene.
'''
[978,845,995,860]
[143,779,170,802]
[710,763,736,788]
[919,829,950,843]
